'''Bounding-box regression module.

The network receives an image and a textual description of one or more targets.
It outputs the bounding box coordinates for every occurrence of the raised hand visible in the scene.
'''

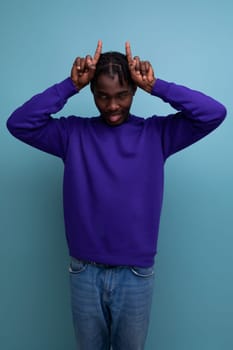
[125,42,156,93]
[71,40,102,91]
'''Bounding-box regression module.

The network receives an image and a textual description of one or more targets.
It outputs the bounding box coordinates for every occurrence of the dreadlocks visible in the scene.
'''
[90,51,135,92]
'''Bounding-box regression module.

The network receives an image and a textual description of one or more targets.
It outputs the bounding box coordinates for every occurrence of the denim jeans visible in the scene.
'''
[69,257,155,350]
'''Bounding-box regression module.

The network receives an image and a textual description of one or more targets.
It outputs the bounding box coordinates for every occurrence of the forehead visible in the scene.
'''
[94,73,130,93]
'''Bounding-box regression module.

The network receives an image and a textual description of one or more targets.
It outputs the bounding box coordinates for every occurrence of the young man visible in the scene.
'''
[7,40,226,350]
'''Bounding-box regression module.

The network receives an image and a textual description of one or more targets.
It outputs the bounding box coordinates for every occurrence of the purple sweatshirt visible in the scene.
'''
[7,78,226,267]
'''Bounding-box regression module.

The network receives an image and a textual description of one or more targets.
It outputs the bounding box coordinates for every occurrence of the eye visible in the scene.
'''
[117,91,131,100]
[95,93,108,100]
[100,95,108,100]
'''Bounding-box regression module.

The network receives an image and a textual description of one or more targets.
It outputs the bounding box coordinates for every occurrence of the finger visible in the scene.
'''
[93,40,102,63]
[143,61,155,82]
[79,58,87,75]
[134,56,141,74]
[143,61,154,81]
[74,57,81,69]
[74,57,86,77]
[85,55,93,71]
[147,65,155,83]
[85,55,99,77]
[145,61,150,72]
[140,62,147,80]
[73,57,82,76]
[125,41,133,63]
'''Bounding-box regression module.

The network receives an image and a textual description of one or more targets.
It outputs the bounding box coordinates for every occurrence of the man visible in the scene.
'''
[7,40,226,349]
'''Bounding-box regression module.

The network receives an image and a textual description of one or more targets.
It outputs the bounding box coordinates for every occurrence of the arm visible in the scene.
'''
[7,78,78,159]
[125,42,226,158]
[152,79,226,158]
[7,41,103,159]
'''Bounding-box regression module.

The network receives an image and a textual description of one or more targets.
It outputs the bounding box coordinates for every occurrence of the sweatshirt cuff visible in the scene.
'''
[56,77,79,100]
[151,78,171,98]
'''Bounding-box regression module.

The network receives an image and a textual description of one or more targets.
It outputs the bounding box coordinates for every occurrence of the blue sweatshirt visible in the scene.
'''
[7,78,226,267]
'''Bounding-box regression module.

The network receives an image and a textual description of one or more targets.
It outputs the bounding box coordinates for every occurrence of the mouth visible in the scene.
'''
[108,114,122,123]
[104,113,125,125]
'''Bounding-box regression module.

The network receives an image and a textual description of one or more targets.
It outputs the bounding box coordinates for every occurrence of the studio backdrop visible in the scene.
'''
[1,1,233,349]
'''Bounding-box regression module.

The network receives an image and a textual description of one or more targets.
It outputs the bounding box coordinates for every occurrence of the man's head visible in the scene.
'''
[90,52,137,126]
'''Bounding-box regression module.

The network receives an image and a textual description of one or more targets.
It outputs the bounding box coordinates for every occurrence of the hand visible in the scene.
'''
[71,40,102,91]
[125,42,156,93]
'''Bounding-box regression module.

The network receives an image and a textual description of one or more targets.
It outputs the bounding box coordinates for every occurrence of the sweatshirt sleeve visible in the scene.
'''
[7,77,78,160]
[151,79,227,159]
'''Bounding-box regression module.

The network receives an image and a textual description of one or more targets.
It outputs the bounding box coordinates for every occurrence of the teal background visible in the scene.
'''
[1,0,232,349]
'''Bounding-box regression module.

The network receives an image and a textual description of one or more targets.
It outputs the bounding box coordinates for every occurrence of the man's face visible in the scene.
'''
[92,73,135,126]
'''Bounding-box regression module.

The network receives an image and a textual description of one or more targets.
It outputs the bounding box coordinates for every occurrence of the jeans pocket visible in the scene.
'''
[69,258,87,274]
[130,265,154,278]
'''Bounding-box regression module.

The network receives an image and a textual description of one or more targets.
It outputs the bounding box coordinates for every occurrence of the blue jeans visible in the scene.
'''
[69,258,155,350]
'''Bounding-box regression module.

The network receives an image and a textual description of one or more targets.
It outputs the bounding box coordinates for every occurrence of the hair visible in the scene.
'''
[90,51,136,92]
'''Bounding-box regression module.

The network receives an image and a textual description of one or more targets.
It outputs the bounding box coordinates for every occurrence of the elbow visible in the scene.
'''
[6,117,14,134]
[6,116,17,136]
[218,104,227,122]
[212,102,227,127]
[204,102,227,133]
[6,115,21,138]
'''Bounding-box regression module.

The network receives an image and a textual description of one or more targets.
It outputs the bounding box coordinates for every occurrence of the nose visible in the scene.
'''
[107,98,119,111]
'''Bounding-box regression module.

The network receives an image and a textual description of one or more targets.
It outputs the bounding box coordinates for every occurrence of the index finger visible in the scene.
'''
[93,40,102,63]
[125,41,133,62]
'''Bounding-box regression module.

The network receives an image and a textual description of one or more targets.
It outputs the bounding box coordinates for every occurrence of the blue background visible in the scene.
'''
[1,1,232,349]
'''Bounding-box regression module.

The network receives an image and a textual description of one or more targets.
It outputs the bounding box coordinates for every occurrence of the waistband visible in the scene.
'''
[74,258,124,269]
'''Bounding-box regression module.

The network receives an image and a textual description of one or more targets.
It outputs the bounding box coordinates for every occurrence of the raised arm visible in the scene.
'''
[7,41,103,159]
[125,42,226,157]
[151,79,227,158]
